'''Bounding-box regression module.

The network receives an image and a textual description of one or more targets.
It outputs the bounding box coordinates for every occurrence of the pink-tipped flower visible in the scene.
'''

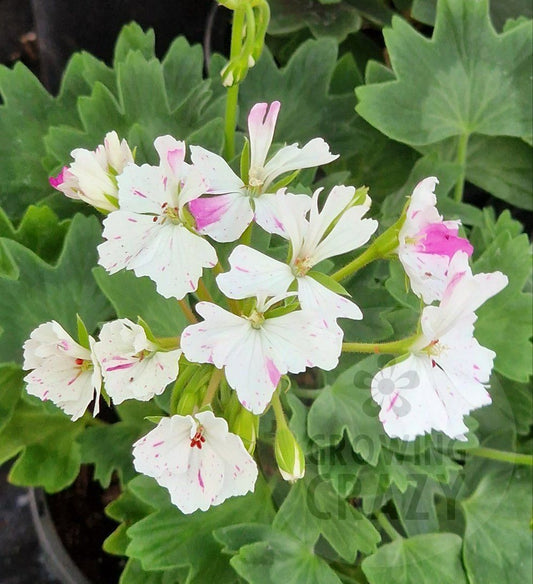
[23,321,101,421]
[49,131,133,212]
[94,319,181,405]
[97,136,217,300]
[371,252,508,441]
[132,411,258,514]
[188,101,338,242]
[180,295,342,414]
[398,177,473,303]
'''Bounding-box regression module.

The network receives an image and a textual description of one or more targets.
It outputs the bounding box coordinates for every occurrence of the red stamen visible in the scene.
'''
[75,358,84,366]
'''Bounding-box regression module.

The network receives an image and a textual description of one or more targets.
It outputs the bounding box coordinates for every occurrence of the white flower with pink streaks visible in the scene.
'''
[23,321,101,421]
[132,411,258,514]
[94,319,181,405]
[371,252,508,441]
[188,101,338,242]
[49,131,133,212]
[398,176,473,303]
[97,136,217,299]
[180,295,342,414]
[216,186,378,323]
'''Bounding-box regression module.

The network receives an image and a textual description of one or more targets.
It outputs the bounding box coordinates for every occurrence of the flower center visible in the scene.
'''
[190,426,206,449]
[247,309,265,329]
[153,202,181,224]
[248,165,265,189]
[74,357,92,372]
[292,255,313,277]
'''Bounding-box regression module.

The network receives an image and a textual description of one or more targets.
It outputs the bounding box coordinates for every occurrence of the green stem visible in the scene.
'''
[342,335,418,355]
[453,132,469,202]
[196,278,215,303]
[331,246,379,282]
[271,391,288,429]
[201,367,225,407]
[178,299,197,323]
[375,511,403,540]
[468,447,533,466]
[223,7,245,161]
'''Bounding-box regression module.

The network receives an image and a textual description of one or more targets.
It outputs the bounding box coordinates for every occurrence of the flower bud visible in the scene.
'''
[230,407,259,455]
[274,426,305,482]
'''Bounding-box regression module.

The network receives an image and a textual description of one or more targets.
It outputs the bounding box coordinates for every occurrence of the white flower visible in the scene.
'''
[180,296,341,414]
[94,319,181,405]
[49,131,133,212]
[398,176,473,303]
[371,253,508,441]
[132,411,258,514]
[23,321,101,421]
[97,136,217,299]
[216,186,378,323]
[187,101,338,242]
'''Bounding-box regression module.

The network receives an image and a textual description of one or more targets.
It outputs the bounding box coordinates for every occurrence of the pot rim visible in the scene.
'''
[28,487,92,584]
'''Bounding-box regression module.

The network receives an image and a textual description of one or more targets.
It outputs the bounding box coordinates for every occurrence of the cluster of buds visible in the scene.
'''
[23,101,506,514]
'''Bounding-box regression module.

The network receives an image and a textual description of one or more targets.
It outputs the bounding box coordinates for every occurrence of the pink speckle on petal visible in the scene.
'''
[167,148,184,175]
[197,469,205,490]
[106,362,135,372]
[188,196,232,231]
[386,392,399,412]
[416,223,473,258]
[153,441,164,447]
[265,357,281,388]
[133,190,147,198]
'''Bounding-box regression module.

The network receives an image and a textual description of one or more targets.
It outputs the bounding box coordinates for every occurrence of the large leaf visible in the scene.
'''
[308,355,385,465]
[362,533,468,584]
[0,365,24,432]
[461,465,533,584]
[215,524,343,584]
[0,214,113,364]
[126,476,274,583]
[356,0,532,145]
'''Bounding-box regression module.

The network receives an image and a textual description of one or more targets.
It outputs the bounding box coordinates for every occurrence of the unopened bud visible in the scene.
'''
[175,389,201,416]
[274,426,305,482]
[231,407,259,454]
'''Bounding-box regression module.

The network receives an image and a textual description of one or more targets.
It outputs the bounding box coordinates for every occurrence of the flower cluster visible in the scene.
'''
[26,102,506,514]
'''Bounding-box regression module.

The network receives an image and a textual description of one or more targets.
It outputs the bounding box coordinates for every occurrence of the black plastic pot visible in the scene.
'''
[29,488,92,584]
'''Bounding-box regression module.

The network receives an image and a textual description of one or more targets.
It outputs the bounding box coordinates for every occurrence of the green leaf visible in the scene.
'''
[0,205,69,263]
[0,397,83,491]
[273,471,381,561]
[308,355,384,465]
[126,476,274,582]
[113,23,156,64]
[0,214,114,364]
[216,524,343,584]
[119,559,187,584]
[268,0,362,42]
[362,533,468,584]
[357,0,532,146]
[93,267,188,337]
[461,465,533,584]
[0,364,23,432]
[472,219,532,381]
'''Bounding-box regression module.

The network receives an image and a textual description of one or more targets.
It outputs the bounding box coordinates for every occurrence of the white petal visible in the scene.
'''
[130,224,217,299]
[400,177,441,237]
[188,192,253,242]
[190,145,244,194]
[117,164,171,214]
[262,138,338,190]
[297,275,363,321]
[154,136,187,184]
[70,149,116,210]
[216,245,294,299]
[248,101,280,172]
[398,249,451,305]
[254,192,311,240]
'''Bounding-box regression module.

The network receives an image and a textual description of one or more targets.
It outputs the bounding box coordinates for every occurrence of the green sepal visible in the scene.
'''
[307,270,350,296]
[264,299,300,319]
[76,314,91,349]
[136,316,159,345]
[100,384,111,408]
[145,415,164,424]
[240,138,250,184]
[269,169,301,192]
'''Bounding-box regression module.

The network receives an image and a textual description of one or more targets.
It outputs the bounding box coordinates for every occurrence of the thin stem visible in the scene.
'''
[342,335,418,355]
[223,7,245,160]
[271,391,288,429]
[196,278,215,303]
[201,367,224,407]
[178,299,197,324]
[331,246,378,282]
[468,447,533,466]
[375,511,403,541]
[453,132,469,202]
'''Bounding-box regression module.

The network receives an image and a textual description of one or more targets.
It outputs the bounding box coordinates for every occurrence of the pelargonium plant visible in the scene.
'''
[1,0,531,583]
